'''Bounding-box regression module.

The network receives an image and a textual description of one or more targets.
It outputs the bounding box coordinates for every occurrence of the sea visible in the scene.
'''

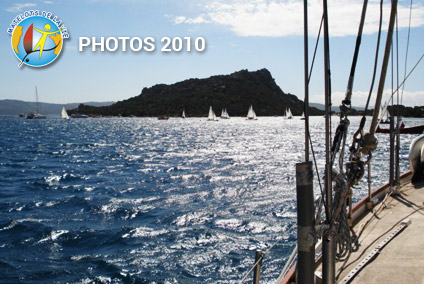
[0,115,420,284]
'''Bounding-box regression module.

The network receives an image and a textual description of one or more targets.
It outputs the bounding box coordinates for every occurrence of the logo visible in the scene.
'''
[8,11,69,67]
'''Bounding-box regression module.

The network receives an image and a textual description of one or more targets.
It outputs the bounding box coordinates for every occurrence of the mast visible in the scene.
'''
[322,0,335,281]
[304,0,309,161]
[369,0,398,134]
[35,86,39,114]
[294,2,315,284]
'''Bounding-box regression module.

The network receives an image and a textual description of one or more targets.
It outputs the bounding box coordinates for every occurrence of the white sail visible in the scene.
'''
[208,106,217,121]
[61,106,70,119]
[182,109,186,118]
[379,102,389,123]
[221,108,230,119]
[247,105,257,120]
[286,108,293,119]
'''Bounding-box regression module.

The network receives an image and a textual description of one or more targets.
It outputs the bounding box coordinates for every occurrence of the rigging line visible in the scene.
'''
[303,0,310,162]
[342,0,369,108]
[309,130,326,210]
[239,256,264,284]
[238,236,285,284]
[395,14,399,109]
[322,0,333,222]
[363,0,384,114]
[385,49,424,105]
[392,43,394,109]
[394,14,401,187]
[336,191,392,277]
[369,0,398,134]
[308,15,324,83]
[401,0,413,105]
[305,13,326,209]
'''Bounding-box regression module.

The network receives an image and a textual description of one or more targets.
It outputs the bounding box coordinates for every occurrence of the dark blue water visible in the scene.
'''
[0,116,419,284]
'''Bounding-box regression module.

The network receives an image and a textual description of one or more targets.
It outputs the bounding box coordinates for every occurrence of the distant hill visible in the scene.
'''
[310,102,424,117]
[71,69,324,117]
[309,103,364,112]
[386,105,424,117]
[0,100,114,115]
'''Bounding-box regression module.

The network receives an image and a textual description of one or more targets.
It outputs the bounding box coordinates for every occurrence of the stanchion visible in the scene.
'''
[296,162,315,284]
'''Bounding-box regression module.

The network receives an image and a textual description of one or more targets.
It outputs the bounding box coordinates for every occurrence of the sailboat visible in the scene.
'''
[376,122,424,134]
[378,102,390,124]
[300,112,305,120]
[182,109,186,118]
[72,113,89,118]
[376,103,424,134]
[247,105,257,120]
[61,106,70,120]
[220,108,230,119]
[207,106,218,121]
[286,108,293,119]
[25,86,46,119]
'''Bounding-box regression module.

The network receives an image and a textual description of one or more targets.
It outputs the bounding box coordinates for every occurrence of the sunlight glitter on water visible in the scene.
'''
[0,115,420,283]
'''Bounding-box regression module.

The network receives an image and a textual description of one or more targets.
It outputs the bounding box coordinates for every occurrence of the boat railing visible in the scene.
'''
[238,235,286,284]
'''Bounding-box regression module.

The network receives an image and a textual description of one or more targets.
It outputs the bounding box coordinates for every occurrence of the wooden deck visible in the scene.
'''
[335,175,424,283]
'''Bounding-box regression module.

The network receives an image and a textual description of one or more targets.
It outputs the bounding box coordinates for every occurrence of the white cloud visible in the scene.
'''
[310,89,424,108]
[42,0,53,4]
[6,3,36,13]
[174,0,424,37]
[174,14,212,24]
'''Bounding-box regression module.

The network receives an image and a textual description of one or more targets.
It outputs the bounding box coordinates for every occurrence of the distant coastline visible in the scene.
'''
[2,99,423,118]
[0,100,114,116]
[2,68,423,118]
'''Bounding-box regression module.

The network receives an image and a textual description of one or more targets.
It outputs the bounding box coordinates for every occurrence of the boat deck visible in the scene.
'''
[336,176,424,283]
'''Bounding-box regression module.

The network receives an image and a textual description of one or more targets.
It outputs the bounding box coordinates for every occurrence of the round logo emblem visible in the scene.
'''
[11,16,63,67]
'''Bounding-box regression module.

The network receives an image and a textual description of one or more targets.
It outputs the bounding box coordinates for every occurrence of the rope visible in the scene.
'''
[307,13,326,209]
[341,0,369,110]
[336,191,392,279]
[327,0,384,267]
[308,15,324,83]
[363,0,384,114]
[384,50,424,106]
[400,0,413,105]
[331,174,359,261]
[239,255,264,284]
[238,236,286,284]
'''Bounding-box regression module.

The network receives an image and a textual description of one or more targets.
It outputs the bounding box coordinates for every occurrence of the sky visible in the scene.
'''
[1,0,424,108]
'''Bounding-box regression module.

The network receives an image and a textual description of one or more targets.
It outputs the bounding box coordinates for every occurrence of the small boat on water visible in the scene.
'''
[221,108,230,119]
[71,114,89,118]
[247,105,257,120]
[300,112,305,120]
[26,86,46,119]
[61,106,70,120]
[208,106,218,121]
[378,102,390,124]
[157,115,169,120]
[71,113,88,118]
[182,109,186,118]
[25,113,46,119]
[284,108,293,119]
[376,122,424,134]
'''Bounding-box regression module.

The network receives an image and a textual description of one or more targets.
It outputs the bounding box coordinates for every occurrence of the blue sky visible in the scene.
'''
[1,0,424,108]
